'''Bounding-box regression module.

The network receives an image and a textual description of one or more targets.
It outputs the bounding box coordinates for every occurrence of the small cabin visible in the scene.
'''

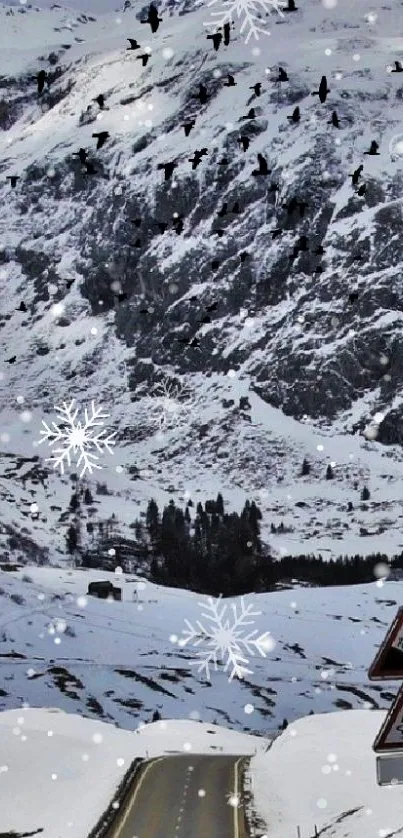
[87,580,121,601]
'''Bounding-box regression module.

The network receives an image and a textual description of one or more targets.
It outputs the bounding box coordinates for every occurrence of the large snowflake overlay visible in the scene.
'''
[179,595,274,681]
[145,378,194,434]
[37,399,116,478]
[203,0,284,44]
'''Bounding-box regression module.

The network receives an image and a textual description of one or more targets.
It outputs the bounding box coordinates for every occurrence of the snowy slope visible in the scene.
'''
[0,706,264,838]
[2,0,403,559]
[250,709,403,838]
[0,566,401,732]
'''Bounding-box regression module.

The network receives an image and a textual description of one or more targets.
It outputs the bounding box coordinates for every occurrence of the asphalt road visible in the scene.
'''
[110,754,248,838]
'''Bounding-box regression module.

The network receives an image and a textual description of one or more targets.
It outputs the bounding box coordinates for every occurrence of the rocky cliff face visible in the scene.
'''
[1,0,403,562]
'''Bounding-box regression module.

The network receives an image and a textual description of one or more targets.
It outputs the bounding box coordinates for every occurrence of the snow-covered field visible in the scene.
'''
[0,565,401,733]
[250,709,403,838]
[1,0,403,562]
[0,706,265,838]
[1,704,401,838]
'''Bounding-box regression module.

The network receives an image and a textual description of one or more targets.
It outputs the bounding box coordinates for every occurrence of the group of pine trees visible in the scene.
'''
[66,479,397,594]
[143,495,264,595]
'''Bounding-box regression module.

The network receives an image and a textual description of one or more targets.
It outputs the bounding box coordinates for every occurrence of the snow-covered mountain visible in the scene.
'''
[0,566,400,731]
[2,0,403,560]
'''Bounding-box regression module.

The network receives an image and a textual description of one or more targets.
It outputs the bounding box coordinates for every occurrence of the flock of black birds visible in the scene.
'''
[4,1,402,343]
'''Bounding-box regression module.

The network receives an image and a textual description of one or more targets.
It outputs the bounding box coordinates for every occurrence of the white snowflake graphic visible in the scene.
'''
[37,399,116,478]
[203,0,284,44]
[145,378,194,434]
[179,595,275,681]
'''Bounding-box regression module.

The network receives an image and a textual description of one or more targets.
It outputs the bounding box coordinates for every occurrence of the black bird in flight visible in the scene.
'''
[364,140,380,155]
[252,153,270,176]
[277,67,289,82]
[189,148,208,169]
[328,110,340,128]
[137,53,150,66]
[224,74,236,87]
[312,75,330,103]
[74,148,88,164]
[238,135,250,152]
[157,160,177,181]
[127,38,140,49]
[7,175,19,187]
[194,83,209,105]
[6,356,16,364]
[287,106,300,123]
[37,70,47,95]
[239,107,256,121]
[92,131,110,149]
[93,94,105,109]
[206,31,222,51]
[350,164,363,185]
[141,4,162,33]
[223,22,231,45]
[283,0,298,10]
[250,82,262,96]
[391,60,403,72]
[356,183,367,196]
[182,120,195,136]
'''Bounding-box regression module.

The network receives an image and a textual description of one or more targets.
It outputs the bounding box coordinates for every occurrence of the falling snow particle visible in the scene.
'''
[203,0,284,44]
[37,399,116,478]
[179,595,275,681]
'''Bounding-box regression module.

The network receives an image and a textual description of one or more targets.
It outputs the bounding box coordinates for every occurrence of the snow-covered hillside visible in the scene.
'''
[250,708,403,838]
[2,0,403,560]
[0,706,264,838]
[1,705,401,838]
[0,566,400,731]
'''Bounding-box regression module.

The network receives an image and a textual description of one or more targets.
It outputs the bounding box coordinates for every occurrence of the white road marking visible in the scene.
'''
[112,757,163,838]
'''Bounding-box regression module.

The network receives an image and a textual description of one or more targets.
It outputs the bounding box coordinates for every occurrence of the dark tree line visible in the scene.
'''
[144,494,264,595]
[70,491,403,595]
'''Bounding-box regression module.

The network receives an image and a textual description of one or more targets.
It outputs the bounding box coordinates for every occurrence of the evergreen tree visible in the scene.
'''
[69,492,80,511]
[146,499,160,547]
[66,523,78,554]
[361,486,370,501]
[301,458,311,476]
[84,487,93,505]
[216,493,224,515]
[326,464,334,480]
